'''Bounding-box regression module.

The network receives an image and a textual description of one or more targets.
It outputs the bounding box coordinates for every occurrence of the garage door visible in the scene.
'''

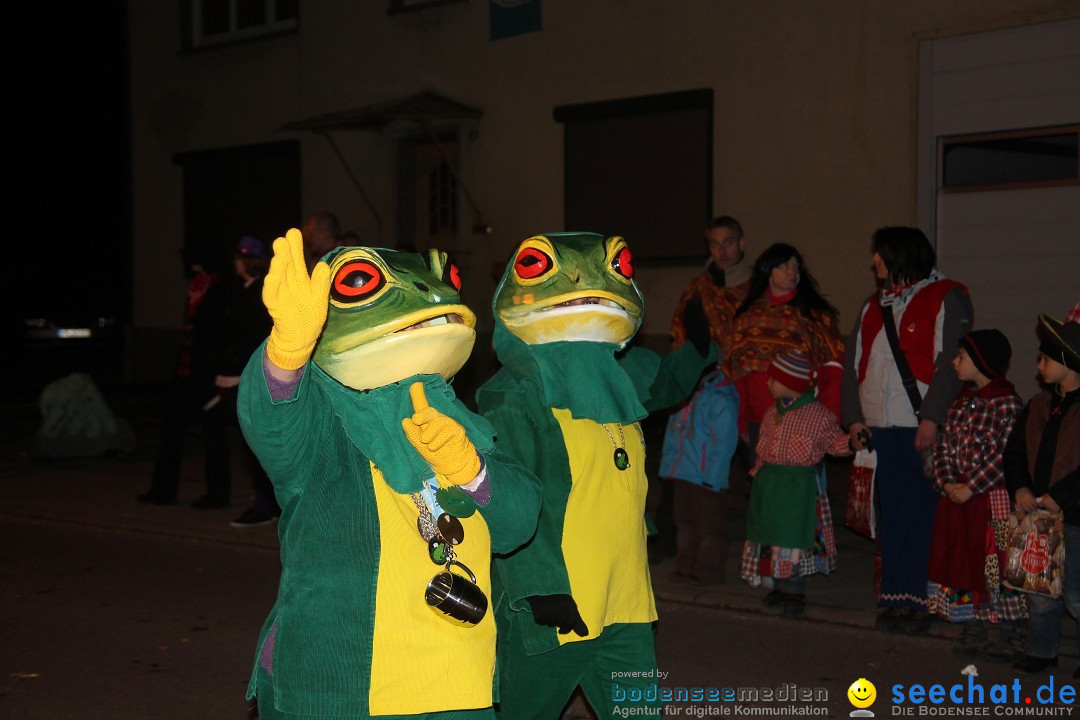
[918,19,1080,401]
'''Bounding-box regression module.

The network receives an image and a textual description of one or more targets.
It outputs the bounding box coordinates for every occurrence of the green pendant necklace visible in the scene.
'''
[602,422,630,471]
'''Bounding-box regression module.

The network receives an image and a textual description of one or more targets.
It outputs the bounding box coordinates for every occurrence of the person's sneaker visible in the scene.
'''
[1012,655,1057,674]
[230,506,279,528]
[761,589,784,615]
[191,495,230,509]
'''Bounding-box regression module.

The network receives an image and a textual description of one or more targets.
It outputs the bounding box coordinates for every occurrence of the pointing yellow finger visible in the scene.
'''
[409,381,430,414]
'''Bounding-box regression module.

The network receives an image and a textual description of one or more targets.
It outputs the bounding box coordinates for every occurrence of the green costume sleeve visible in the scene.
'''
[481,391,574,608]
[237,343,329,506]
[618,341,717,412]
[475,443,543,556]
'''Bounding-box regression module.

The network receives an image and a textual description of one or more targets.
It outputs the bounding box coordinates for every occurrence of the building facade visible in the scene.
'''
[127,1,1080,393]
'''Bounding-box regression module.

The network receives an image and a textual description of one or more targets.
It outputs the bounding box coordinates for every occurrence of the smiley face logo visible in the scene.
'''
[847,678,876,709]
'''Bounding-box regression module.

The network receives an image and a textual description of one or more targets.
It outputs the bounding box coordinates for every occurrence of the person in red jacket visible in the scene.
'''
[842,226,974,634]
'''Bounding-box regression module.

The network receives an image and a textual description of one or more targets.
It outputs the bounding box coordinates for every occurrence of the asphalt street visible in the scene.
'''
[1,517,277,720]
[1,393,1076,719]
[3,512,1077,719]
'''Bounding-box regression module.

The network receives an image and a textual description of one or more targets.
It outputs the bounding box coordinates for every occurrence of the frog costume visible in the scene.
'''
[237,230,541,719]
[475,233,715,718]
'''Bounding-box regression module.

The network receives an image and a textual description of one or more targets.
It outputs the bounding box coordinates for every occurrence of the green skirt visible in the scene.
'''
[746,463,818,548]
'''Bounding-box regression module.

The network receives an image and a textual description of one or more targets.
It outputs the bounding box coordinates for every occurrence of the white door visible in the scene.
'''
[936,186,1079,401]
[918,19,1080,401]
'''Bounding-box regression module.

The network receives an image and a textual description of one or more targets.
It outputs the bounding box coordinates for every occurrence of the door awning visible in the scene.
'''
[278,91,488,242]
[279,91,482,133]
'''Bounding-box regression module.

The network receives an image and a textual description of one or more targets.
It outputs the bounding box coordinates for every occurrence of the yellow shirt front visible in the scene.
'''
[551,408,657,645]
[368,464,495,715]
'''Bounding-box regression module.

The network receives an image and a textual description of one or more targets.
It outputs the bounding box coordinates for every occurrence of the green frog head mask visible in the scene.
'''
[494,232,643,349]
[312,246,476,390]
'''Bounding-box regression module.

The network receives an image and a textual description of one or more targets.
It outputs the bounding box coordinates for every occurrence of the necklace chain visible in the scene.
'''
[411,492,438,540]
[601,422,625,449]
[602,422,634,471]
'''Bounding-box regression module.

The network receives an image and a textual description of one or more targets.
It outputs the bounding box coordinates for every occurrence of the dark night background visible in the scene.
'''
[7,2,131,396]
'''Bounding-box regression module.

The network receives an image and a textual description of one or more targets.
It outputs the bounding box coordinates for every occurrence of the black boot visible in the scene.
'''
[898,607,932,634]
[875,607,902,632]
[985,620,1025,664]
[1012,655,1057,673]
[781,593,806,618]
[952,620,989,656]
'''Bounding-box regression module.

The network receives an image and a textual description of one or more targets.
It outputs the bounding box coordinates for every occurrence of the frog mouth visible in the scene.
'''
[501,290,639,320]
[315,305,477,358]
[519,297,631,325]
[394,313,469,332]
[548,297,623,310]
[313,305,478,390]
[380,305,477,337]
[498,290,641,346]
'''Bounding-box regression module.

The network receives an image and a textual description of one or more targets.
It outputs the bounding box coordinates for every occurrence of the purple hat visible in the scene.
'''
[237,236,269,259]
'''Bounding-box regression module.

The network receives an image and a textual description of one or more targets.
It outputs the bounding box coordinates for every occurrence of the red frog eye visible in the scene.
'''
[447,262,462,292]
[612,246,634,279]
[514,247,553,280]
[331,260,385,302]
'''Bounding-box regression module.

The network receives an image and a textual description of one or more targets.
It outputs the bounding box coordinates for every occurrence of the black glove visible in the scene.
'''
[682,298,711,358]
[526,594,589,637]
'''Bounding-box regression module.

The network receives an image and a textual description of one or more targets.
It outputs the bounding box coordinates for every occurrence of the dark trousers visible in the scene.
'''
[149,376,230,502]
[673,479,727,583]
[495,622,660,720]
[873,426,937,609]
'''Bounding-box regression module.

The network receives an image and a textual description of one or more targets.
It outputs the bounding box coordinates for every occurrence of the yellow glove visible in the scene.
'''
[263,228,331,370]
[401,382,481,486]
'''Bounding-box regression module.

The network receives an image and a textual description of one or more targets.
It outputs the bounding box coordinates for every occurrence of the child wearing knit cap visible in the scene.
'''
[926,329,1026,657]
[740,350,854,617]
[1003,314,1080,677]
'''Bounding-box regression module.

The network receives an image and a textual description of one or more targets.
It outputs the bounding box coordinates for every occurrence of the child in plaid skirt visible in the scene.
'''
[926,329,1025,657]
[741,350,855,616]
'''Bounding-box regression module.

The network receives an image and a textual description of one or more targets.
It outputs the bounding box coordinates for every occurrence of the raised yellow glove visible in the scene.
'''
[401,382,481,486]
[263,228,331,370]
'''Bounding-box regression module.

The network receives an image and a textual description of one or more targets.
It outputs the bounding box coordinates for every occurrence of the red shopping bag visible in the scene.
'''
[845,449,877,539]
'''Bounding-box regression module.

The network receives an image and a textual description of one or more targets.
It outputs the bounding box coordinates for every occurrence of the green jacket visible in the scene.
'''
[476,341,711,655]
[238,348,541,717]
